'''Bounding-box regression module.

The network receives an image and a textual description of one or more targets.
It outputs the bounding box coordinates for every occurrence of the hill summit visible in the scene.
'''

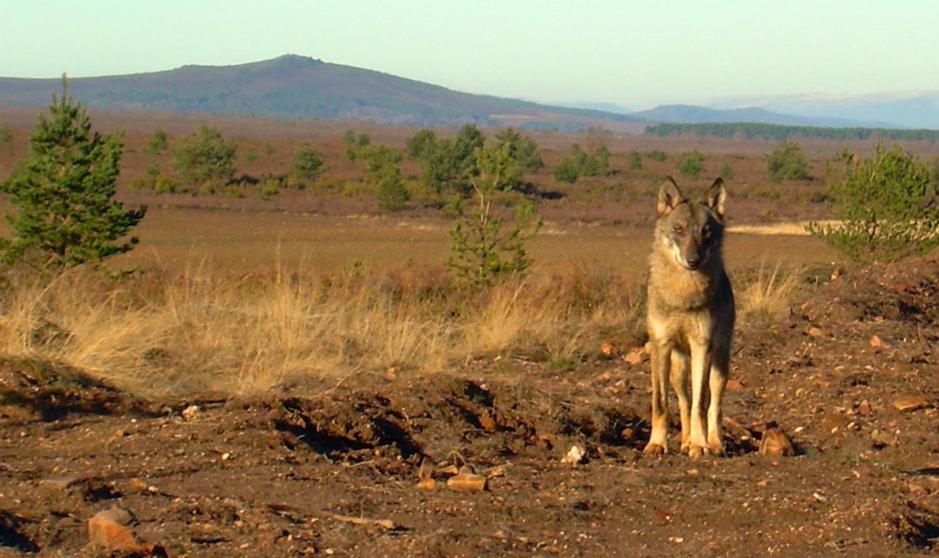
[0,54,640,128]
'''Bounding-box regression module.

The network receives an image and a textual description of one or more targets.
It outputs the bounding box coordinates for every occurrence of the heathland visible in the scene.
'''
[0,104,937,556]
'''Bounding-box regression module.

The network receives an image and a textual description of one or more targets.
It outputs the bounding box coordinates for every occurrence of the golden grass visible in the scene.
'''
[736,261,803,321]
[0,261,645,396]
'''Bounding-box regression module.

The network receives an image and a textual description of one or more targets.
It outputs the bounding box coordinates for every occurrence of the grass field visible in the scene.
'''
[94,207,838,280]
[0,106,852,398]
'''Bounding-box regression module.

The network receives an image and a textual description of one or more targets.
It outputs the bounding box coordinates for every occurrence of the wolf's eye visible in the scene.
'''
[672,225,685,235]
[702,225,711,238]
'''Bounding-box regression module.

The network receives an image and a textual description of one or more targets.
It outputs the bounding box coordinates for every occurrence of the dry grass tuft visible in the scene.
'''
[737,261,802,321]
[0,261,645,396]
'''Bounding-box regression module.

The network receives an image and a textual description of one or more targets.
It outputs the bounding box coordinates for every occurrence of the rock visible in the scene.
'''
[600,343,616,358]
[869,335,894,349]
[725,379,743,392]
[561,444,586,466]
[181,404,200,420]
[806,327,828,338]
[821,412,851,433]
[416,478,437,490]
[759,425,795,457]
[39,475,84,490]
[871,428,898,447]
[623,349,645,365]
[478,413,497,432]
[87,506,137,550]
[446,466,488,492]
[893,395,928,413]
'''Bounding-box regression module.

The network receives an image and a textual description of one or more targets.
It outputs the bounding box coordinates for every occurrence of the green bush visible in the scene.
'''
[806,143,939,264]
[290,143,326,181]
[552,144,610,183]
[628,151,643,170]
[677,150,705,179]
[766,141,810,182]
[173,125,237,187]
[146,129,168,154]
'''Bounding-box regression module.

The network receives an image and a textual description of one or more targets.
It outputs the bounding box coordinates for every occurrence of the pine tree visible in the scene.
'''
[1,84,146,267]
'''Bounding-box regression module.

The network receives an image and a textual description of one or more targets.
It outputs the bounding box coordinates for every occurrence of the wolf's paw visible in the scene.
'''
[688,444,709,459]
[708,441,725,456]
[643,443,667,455]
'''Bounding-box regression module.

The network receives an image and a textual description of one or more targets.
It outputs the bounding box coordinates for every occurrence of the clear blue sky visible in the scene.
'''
[2,1,937,110]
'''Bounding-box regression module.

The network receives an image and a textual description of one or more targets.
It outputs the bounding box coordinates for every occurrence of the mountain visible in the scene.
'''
[633,104,891,128]
[709,92,939,130]
[0,55,643,129]
[559,102,634,115]
[2,55,932,130]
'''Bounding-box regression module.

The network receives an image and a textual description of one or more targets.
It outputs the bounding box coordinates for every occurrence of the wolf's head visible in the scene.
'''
[654,177,727,272]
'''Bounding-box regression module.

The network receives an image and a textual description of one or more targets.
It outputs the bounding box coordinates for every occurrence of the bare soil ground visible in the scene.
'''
[1,254,938,557]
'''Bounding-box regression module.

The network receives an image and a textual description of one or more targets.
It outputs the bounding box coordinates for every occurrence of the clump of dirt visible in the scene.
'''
[0,257,938,556]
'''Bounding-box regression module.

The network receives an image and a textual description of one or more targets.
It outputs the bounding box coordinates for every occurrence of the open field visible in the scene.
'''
[0,107,937,556]
[101,208,838,279]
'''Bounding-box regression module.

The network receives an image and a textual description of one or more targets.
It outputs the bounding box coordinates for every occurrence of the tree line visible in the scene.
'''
[645,122,939,143]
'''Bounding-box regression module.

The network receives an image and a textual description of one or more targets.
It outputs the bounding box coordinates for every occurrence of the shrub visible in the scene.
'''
[766,141,810,182]
[628,151,643,170]
[677,150,705,179]
[172,124,236,188]
[806,143,939,264]
[718,162,735,181]
[409,125,484,196]
[552,144,610,183]
[290,143,326,182]
[146,129,168,154]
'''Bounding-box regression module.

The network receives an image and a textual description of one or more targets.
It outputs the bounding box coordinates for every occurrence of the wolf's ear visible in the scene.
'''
[657,177,684,216]
[702,177,727,217]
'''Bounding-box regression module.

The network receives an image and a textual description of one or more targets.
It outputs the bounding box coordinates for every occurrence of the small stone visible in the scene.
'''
[39,475,84,490]
[478,414,497,432]
[821,412,850,433]
[869,335,894,348]
[623,349,645,365]
[871,429,898,446]
[807,327,827,338]
[87,506,138,550]
[893,396,928,413]
[600,343,616,358]
[561,444,587,466]
[759,426,795,457]
[446,466,488,492]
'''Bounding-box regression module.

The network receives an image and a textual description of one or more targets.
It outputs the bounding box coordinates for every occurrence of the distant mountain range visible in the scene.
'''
[630,104,895,128]
[0,55,642,130]
[0,55,935,130]
[708,92,939,130]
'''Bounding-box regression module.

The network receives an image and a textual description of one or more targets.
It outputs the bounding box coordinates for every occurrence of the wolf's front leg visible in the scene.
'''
[644,342,671,455]
[707,351,730,455]
[687,342,713,459]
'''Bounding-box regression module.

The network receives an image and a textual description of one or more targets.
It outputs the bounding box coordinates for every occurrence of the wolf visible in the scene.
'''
[643,176,735,458]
